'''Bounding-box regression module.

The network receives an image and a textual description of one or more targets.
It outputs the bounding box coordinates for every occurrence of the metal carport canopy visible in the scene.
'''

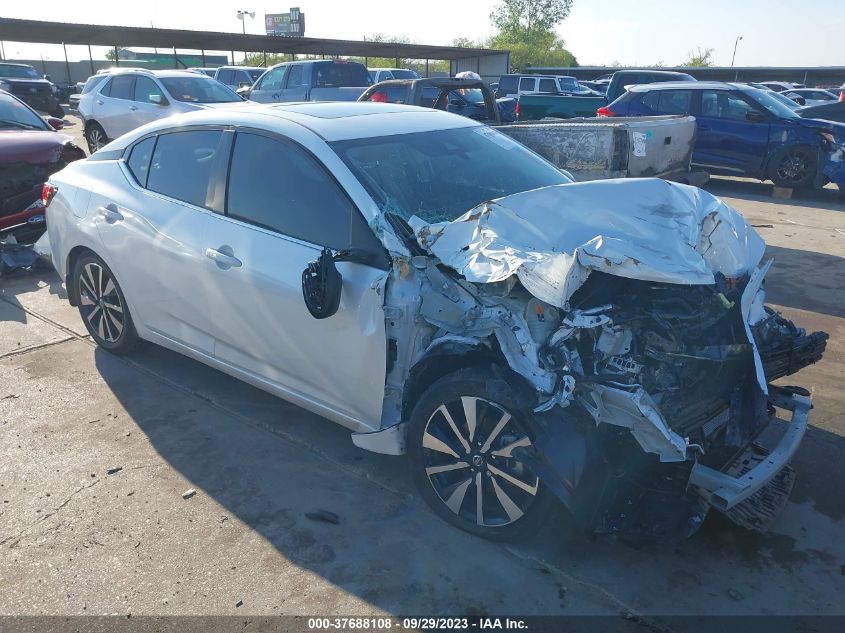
[0,18,504,61]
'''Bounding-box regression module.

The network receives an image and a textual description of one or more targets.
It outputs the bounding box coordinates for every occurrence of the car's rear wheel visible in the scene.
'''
[768,144,817,189]
[73,253,139,354]
[86,122,108,153]
[408,367,555,541]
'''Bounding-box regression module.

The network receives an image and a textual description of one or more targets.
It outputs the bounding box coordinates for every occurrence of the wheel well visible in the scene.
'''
[401,341,535,421]
[65,246,94,307]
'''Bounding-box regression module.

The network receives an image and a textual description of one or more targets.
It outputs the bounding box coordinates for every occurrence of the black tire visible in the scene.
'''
[51,105,65,119]
[768,144,817,189]
[85,122,108,154]
[408,366,556,541]
[73,253,139,355]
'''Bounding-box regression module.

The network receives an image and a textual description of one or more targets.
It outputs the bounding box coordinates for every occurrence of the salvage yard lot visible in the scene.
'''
[1,117,844,620]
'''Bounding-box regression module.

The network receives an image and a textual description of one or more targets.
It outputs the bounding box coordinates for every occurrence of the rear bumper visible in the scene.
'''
[688,389,810,511]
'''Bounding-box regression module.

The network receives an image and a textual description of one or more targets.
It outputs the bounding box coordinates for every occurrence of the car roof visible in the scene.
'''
[217,66,261,71]
[153,70,217,79]
[112,102,479,146]
[627,81,743,92]
[613,70,693,76]
[0,62,34,68]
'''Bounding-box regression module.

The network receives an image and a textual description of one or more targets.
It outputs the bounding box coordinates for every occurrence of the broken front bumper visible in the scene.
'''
[688,389,810,511]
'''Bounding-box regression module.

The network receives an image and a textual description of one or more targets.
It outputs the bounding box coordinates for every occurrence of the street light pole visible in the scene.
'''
[731,35,743,67]
[237,10,255,64]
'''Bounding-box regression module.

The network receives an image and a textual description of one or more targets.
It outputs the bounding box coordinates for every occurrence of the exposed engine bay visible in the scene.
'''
[354,179,828,541]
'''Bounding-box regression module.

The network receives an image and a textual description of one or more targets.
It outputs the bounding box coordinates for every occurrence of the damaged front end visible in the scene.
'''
[374,178,827,542]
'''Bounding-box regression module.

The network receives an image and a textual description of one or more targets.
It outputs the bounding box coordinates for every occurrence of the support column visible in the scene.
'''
[201,49,206,66]
[88,45,94,74]
[173,47,178,69]
[63,42,72,84]
[114,45,119,67]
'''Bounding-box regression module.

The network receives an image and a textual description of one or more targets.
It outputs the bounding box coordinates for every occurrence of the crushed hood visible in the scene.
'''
[420,178,765,308]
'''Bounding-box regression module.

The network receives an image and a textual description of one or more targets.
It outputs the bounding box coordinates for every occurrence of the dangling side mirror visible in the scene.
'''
[302,247,342,319]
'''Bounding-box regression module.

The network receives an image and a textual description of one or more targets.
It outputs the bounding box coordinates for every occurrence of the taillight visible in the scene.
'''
[596,106,614,117]
[369,91,388,103]
[515,100,520,119]
[42,183,58,207]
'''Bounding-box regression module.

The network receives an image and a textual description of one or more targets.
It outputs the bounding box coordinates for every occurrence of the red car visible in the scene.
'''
[0,90,85,241]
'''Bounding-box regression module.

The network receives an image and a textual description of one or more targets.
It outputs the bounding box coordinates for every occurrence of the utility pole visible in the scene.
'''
[237,10,255,64]
[731,36,743,67]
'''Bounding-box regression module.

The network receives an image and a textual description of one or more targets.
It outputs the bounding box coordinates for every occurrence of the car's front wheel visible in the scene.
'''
[73,253,139,354]
[85,122,108,154]
[408,367,554,541]
[768,144,817,189]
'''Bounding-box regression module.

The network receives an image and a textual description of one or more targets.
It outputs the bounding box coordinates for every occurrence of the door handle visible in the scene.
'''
[205,247,242,269]
[98,203,123,223]
[96,100,103,105]
[129,105,138,111]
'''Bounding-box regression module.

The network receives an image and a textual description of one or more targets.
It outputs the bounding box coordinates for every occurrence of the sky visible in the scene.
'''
[1,0,842,67]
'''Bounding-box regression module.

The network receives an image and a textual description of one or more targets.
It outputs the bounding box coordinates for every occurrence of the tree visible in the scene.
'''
[490,0,574,38]
[488,0,577,71]
[105,49,117,61]
[682,46,714,67]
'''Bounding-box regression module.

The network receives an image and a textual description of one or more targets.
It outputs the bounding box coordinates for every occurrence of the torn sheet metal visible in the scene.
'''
[422,178,766,309]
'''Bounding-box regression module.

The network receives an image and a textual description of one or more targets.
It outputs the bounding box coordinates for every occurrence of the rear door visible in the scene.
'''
[95,75,137,138]
[537,77,558,94]
[248,65,287,102]
[93,129,226,355]
[202,129,389,427]
[692,89,770,174]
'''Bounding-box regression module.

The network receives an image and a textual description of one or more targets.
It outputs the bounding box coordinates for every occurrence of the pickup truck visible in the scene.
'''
[359,77,703,184]
[245,60,372,103]
[518,69,695,121]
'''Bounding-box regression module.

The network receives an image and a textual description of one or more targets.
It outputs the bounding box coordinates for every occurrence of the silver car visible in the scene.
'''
[77,69,243,153]
[45,103,824,543]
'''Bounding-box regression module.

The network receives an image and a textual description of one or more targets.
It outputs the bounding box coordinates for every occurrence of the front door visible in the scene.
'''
[202,130,389,428]
[248,65,287,103]
[693,89,770,175]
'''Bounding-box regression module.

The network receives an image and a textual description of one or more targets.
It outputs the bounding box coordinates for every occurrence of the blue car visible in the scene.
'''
[604,81,845,191]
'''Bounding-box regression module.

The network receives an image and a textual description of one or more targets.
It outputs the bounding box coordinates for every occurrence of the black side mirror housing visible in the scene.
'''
[302,247,342,319]
[746,111,765,123]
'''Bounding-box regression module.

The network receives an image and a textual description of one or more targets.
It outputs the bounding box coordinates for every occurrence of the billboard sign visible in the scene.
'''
[265,8,305,37]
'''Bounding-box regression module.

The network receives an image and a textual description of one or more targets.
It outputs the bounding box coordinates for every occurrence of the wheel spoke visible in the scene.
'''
[96,308,106,340]
[83,265,99,300]
[487,462,538,496]
[97,264,105,297]
[79,292,95,306]
[102,300,123,313]
[444,477,472,514]
[491,436,531,458]
[103,278,116,297]
[86,305,102,326]
[461,396,478,442]
[425,461,469,476]
[475,472,484,526]
[436,404,470,454]
[105,308,123,337]
[422,431,460,459]
[491,475,524,522]
[479,411,512,453]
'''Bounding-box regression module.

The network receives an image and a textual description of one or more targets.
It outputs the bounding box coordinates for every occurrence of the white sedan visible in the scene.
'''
[46,102,824,543]
[781,88,840,107]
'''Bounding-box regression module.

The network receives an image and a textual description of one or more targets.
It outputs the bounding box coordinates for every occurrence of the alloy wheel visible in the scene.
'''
[775,148,812,184]
[421,396,539,528]
[78,262,124,343]
[88,127,105,152]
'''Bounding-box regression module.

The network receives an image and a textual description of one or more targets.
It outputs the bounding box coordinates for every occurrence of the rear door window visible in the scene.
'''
[285,64,305,88]
[108,75,135,100]
[226,132,356,249]
[538,78,557,93]
[658,89,692,114]
[126,136,156,186]
[638,91,660,114]
[146,130,223,208]
[519,77,535,92]
[217,69,234,85]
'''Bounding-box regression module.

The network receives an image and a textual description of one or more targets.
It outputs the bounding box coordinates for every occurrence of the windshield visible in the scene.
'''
[247,68,264,82]
[0,64,41,79]
[0,93,49,130]
[160,77,241,103]
[391,69,418,80]
[745,88,799,118]
[330,126,570,224]
[314,62,372,87]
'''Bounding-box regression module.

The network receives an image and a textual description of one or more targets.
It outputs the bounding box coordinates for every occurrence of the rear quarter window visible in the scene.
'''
[126,137,156,186]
